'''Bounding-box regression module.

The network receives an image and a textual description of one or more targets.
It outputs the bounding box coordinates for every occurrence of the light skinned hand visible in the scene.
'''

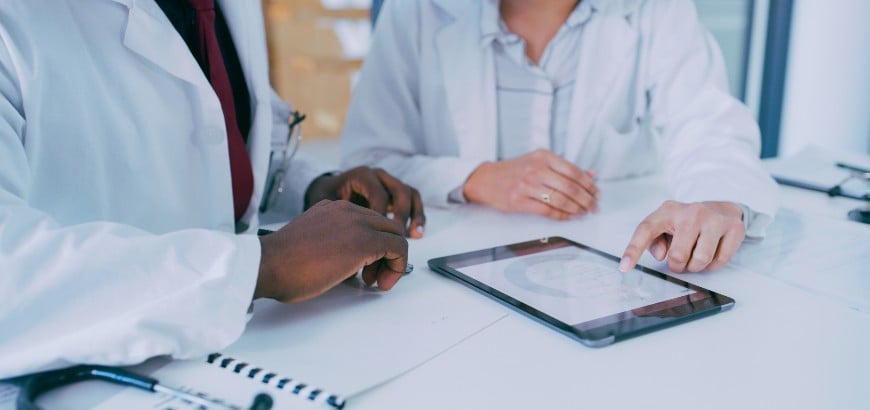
[254,200,409,303]
[305,166,426,238]
[619,201,745,273]
[462,149,599,220]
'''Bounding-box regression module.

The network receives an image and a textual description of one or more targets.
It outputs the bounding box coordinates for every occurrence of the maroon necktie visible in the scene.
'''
[188,0,254,222]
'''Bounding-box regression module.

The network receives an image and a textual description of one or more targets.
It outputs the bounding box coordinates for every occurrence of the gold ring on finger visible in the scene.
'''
[540,190,554,204]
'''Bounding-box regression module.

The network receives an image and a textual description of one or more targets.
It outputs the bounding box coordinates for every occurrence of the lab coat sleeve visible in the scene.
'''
[0,44,261,378]
[644,0,778,237]
[265,89,332,220]
[340,1,483,208]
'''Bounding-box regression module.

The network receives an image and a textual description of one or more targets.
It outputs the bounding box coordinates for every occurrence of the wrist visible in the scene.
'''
[254,235,277,300]
[462,162,493,203]
[304,171,339,209]
[703,201,743,220]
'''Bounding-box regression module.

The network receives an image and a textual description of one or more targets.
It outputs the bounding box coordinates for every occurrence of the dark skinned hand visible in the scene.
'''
[304,166,426,238]
[254,200,409,303]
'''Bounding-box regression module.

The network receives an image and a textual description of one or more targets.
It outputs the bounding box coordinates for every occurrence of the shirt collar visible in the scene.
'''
[567,1,595,28]
[480,0,595,48]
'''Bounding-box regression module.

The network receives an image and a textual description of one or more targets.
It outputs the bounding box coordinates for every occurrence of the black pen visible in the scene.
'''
[836,162,870,175]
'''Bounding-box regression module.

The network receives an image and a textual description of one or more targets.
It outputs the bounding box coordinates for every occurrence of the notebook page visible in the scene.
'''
[97,269,507,407]
[220,272,508,396]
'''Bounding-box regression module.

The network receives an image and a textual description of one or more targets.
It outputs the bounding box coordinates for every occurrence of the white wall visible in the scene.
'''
[694,0,753,99]
[779,0,870,156]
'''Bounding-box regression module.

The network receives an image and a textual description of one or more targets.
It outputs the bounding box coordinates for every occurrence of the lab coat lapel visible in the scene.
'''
[564,6,638,163]
[434,0,498,161]
[217,0,270,221]
[111,0,267,225]
[216,0,261,123]
[111,0,210,89]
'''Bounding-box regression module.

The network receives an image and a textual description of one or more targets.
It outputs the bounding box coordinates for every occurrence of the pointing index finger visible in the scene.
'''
[620,219,664,272]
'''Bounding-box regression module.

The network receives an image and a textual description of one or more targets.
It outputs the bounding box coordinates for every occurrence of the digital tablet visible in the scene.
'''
[428,237,734,347]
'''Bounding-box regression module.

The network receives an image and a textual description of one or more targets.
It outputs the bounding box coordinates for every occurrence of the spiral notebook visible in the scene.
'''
[93,353,341,409]
[208,353,345,407]
[96,277,509,409]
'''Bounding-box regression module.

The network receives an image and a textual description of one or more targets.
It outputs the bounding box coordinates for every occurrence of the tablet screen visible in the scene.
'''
[429,237,734,346]
[460,246,696,325]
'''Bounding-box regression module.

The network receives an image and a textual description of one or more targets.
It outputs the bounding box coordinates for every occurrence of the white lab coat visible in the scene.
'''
[0,0,325,378]
[342,0,778,228]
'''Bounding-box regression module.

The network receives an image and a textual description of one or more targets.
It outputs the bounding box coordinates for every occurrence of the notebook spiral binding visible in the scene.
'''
[206,353,346,409]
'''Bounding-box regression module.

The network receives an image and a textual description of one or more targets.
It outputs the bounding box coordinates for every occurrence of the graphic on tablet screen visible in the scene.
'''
[467,248,695,324]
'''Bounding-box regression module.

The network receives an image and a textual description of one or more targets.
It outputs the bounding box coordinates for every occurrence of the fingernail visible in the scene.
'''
[416,225,425,235]
[618,257,632,272]
[650,242,662,258]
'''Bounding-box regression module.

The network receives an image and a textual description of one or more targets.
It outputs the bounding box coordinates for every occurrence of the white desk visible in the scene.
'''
[27,163,870,409]
[337,178,870,410]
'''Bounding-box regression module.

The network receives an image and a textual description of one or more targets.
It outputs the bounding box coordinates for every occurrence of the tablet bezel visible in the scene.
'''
[427,237,735,347]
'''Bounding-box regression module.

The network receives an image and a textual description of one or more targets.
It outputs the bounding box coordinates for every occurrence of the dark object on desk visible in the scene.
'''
[848,207,870,224]
[429,237,735,347]
[16,365,270,410]
[772,176,869,201]
[835,162,870,224]
[836,161,870,175]
[250,393,274,410]
[773,167,870,224]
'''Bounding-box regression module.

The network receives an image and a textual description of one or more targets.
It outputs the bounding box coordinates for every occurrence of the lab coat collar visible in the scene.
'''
[218,0,270,226]
[102,1,258,92]
[105,0,259,92]
[434,0,498,162]
[105,0,268,224]
[479,0,500,47]
[106,0,209,88]
[100,0,265,143]
[105,0,227,148]
[434,0,638,162]
[562,4,638,161]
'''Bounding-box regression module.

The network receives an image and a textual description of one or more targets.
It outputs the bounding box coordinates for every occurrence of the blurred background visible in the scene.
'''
[262,0,870,157]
